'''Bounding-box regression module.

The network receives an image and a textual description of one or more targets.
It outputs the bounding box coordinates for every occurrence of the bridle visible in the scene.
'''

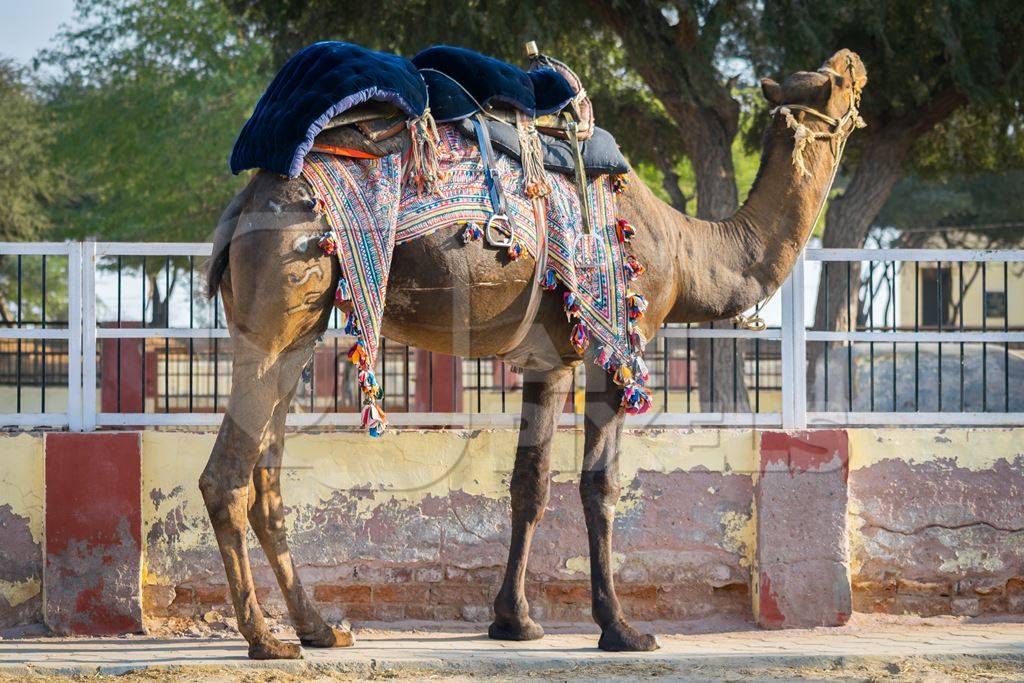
[732,58,866,332]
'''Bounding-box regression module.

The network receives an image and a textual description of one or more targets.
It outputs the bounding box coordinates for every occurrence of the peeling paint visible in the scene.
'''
[939,548,1008,574]
[0,578,40,608]
[720,510,755,568]
[0,434,43,625]
[849,428,1024,471]
[563,553,624,576]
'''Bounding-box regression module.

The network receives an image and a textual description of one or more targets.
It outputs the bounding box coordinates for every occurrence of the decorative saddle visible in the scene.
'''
[229,41,652,437]
[229,42,626,180]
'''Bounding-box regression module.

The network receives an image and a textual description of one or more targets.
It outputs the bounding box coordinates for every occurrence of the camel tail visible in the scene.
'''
[204,186,250,299]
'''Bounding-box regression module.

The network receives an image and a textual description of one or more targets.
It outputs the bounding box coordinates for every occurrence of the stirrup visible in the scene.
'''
[484,213,514,248]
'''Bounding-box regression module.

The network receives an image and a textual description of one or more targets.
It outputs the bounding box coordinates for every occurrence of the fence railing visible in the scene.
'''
[1,242,1021,430]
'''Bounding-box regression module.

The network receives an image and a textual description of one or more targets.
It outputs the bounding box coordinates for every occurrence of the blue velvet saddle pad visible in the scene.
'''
[413,45,576,121]
[231,42,582,176]
[230,42,427,177]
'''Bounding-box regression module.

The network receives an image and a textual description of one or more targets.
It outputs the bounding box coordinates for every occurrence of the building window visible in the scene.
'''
[985,291,1007,319]
[920,267,953,327]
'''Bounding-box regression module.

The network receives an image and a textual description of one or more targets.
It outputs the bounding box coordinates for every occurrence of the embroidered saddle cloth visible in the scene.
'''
[301,126,651,435]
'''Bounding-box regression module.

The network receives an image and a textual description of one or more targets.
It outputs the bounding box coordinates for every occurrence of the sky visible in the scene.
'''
[0,0,76,64]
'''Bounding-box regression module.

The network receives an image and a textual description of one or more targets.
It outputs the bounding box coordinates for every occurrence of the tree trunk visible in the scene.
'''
[807,131,913,410]
[657,159,688,214]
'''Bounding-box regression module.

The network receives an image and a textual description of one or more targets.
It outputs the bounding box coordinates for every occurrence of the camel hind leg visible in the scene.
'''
[200,200,336,659]
[199,340,311,659]
[489,365,574,641]
[580,361,659,652]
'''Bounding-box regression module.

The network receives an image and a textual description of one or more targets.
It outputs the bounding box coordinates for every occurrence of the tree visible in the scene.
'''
[0,61,72,325]
[0,60,68,242]
[745,0,1024,401]
[39,0,272,243]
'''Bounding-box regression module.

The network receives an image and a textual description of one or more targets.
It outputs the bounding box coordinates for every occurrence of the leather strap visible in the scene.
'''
[472,115,549,358]
[472,114,507,216]
[495,196,548,357]
[564,115,592,235]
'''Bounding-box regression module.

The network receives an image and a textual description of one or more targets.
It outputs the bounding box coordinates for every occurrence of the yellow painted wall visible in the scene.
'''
[848,427,1024,471]
[139,428,761,590]
[0,433,45,611]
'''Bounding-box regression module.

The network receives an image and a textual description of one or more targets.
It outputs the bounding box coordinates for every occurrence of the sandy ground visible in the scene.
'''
[1,613,1023,681]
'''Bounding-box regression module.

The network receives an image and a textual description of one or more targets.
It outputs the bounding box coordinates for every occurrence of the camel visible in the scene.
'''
[199,49,867,659]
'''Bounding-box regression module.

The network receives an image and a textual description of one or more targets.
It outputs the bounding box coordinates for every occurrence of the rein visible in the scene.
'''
[732,63,865,332]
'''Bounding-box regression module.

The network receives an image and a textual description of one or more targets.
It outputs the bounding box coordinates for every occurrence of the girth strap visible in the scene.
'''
[470,114,549,358]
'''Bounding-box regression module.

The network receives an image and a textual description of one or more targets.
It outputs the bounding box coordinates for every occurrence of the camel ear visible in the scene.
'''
[761,78,783,105]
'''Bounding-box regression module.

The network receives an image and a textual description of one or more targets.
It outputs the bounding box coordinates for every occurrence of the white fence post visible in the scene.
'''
[66,242,83,431]
[82,241,97,431]
[780,251,807,429]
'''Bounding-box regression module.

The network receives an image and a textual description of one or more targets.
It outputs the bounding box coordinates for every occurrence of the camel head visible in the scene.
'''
[760,49,867,123]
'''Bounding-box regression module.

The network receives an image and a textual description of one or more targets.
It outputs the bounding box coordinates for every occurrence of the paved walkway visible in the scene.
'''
[2,620,1024,679]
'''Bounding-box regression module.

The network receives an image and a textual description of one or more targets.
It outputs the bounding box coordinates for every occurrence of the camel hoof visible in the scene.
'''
[248,635,303,660]
[488,617,545,641]
[300,625,355,648]
[598,621,660,652]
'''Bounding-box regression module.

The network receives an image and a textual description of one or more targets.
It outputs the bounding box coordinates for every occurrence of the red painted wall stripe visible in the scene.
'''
[44,432,143,636]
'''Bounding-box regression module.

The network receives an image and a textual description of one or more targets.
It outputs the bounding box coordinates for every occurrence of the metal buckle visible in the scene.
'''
[484,213,514,248]
[574,233,601,269]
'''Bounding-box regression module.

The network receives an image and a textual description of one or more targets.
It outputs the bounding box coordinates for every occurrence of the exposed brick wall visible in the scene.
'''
[151,570,750,624]
[849,455,1024,618]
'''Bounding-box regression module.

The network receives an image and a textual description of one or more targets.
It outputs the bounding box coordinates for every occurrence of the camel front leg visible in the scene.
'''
[580,362,659,652]
[248,394,354,649]
[489,366,574,641]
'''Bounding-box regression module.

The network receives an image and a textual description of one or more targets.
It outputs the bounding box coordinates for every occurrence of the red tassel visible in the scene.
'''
[318,232,338,255]
[570,321,589,355]
[616,218,635,244]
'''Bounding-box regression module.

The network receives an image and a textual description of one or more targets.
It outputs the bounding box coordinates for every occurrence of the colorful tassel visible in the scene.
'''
[627,292,648,321]
[612,174,630,194]
[335,277,352,305]
[460,221,483,243]
[570,320,589,354]
[344,311,361,337]
[622,384,652,415]
[318,231,337,255]
[358,368,379,395]
[563,291,581,319]
[361,401,387,438]
[613,363,633,387]
[541,268,558,291]
[630,327,647,351]
[347,340,368,368]
[507,241,523,260]
[631,355,650,384]
[594,345,613,369]
[615,218,635,244]
[624,254,645,280]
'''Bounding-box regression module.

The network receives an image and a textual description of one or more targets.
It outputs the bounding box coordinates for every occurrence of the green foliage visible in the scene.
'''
[40,0,272,241]
[0,60,69,241]
[747,0,1023,124]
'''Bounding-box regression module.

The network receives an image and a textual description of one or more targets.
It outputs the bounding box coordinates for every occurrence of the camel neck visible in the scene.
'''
[661,115,840,323]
